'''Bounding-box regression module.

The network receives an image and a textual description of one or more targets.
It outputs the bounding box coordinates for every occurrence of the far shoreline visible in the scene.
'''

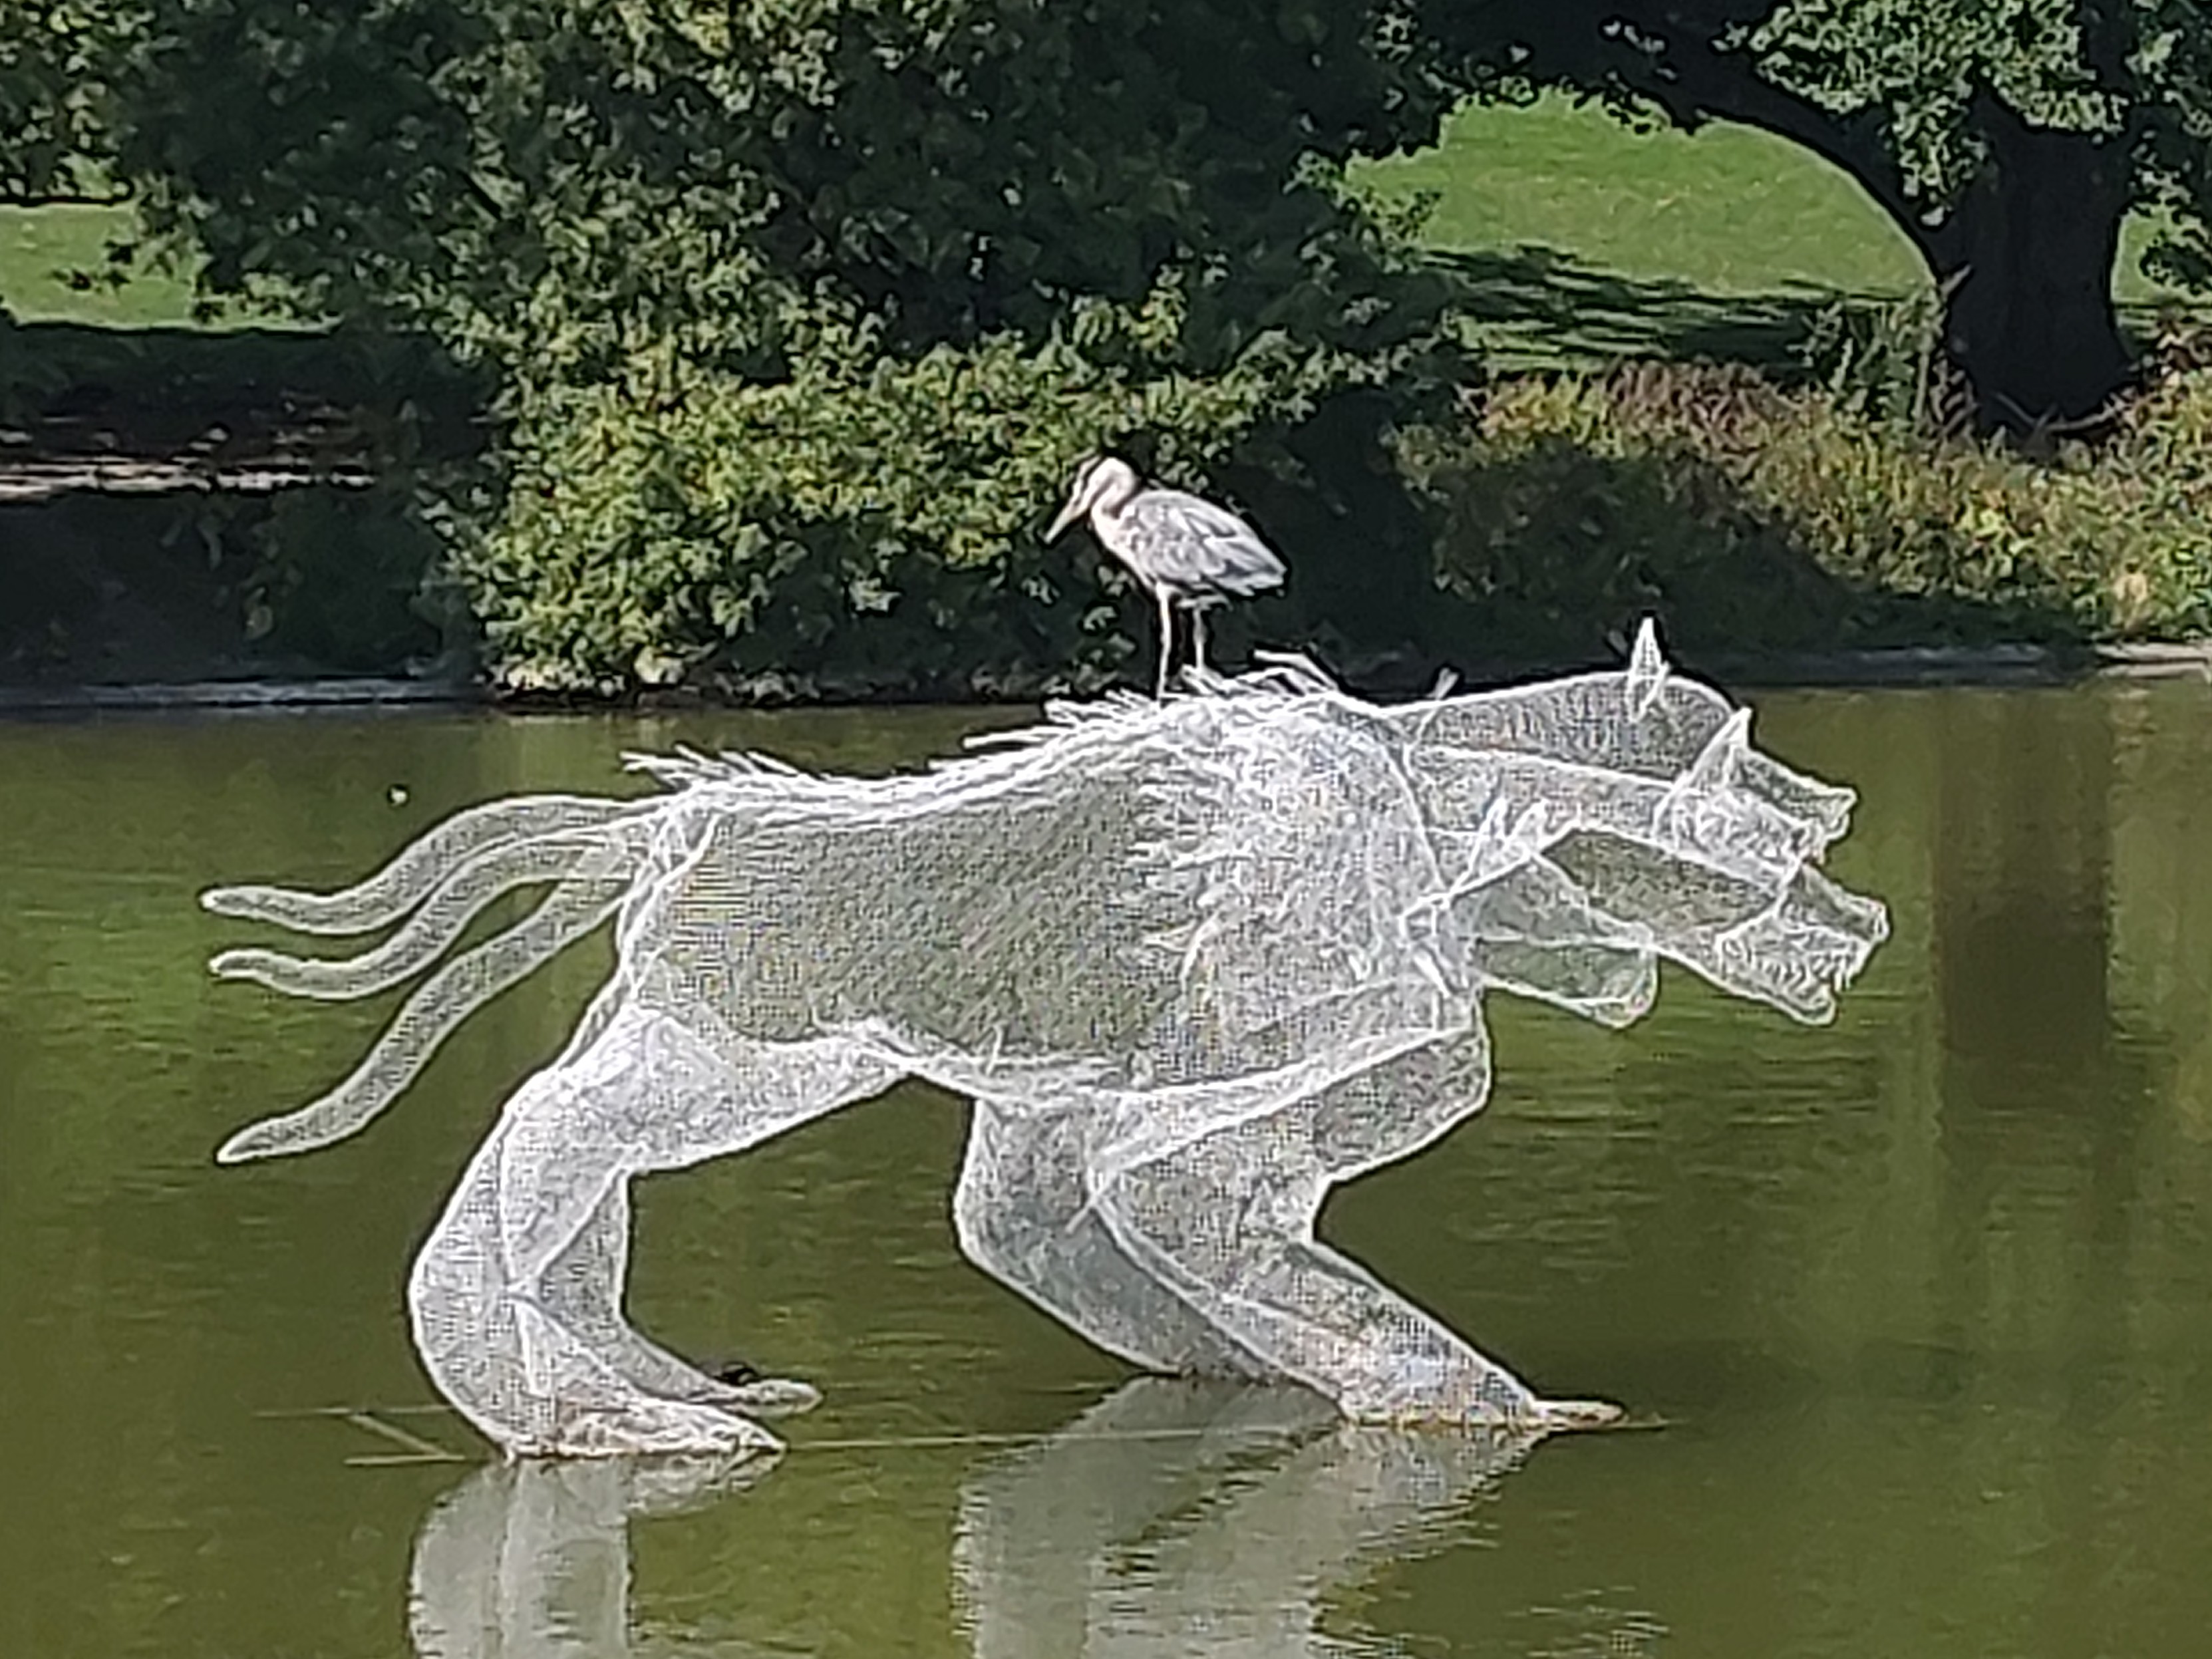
[5,639,2209,719]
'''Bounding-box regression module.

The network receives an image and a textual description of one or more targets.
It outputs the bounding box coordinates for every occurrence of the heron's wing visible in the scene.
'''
[1120,490,1287,597]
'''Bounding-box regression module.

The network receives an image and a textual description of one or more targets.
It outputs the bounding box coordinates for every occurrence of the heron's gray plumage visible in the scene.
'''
[1046,454,1286,696]
[1114,489,1287,600]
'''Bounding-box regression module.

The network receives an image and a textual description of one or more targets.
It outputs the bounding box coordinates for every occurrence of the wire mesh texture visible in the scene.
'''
[205,622,1889,1457]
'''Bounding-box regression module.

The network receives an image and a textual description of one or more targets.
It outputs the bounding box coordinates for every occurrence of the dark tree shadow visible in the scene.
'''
[0,319,485,462]
[1430,246,1855,375]
[1432,245,2200,375]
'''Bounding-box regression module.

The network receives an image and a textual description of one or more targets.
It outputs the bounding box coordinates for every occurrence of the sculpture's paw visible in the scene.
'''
[1337,1364,1547,1429]
[689,1356,823,1418]
[1335,1370,1622,1435]
[718,1375,822,1418]
[1531,1396,1624,1432]
[542,1396,784,1460]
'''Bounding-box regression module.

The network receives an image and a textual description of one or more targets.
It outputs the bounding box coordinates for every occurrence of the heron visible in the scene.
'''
[1046,454,1287,697]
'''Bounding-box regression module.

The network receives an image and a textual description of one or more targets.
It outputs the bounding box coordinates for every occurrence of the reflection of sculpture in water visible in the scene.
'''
[406,1380,1561,1658]
[957,1380,1541,1657]
[206,623,1888,1457]
[409,1449,778,1659]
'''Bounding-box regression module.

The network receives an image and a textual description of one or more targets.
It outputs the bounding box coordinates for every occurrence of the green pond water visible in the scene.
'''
[3,683,2209,1657]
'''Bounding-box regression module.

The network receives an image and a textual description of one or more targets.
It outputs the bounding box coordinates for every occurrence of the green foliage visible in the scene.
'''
[1791,283,1962,434]
[112,0,1456,365]
[99,0,1464,691]
[1398,353,2212,659]
[0,1,130,205]
[1415,1,2212,423]
[459,279,1423,695]
[239,485,462,671]
[1746,0,2124,197]
[1418,0,2209,245]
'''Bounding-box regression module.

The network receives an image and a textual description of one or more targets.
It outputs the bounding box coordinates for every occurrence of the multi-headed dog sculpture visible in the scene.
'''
[207,625,1887,1457]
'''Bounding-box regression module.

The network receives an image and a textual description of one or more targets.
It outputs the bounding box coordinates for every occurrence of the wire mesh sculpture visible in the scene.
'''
[206,623,1888,1458]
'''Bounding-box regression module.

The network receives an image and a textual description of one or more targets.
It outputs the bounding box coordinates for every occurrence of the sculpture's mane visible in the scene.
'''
[623,655,1422,995]
[621,653,1361,810]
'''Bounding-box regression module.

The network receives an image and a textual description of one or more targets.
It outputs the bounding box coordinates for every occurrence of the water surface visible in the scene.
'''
[3,684,2209,1656]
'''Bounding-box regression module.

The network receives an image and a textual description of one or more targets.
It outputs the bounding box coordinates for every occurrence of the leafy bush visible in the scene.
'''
[102,0,1467,694]
[455,279,1440,695]
[1399,353,2212,663]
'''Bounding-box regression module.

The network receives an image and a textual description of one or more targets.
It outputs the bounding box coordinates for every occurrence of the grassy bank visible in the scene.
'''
[1357,96,2192,309]
[19,98,2181,333]
[0,202,264,329]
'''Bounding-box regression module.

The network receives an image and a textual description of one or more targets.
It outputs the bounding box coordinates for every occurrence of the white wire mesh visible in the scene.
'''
[209,621,1887,1457]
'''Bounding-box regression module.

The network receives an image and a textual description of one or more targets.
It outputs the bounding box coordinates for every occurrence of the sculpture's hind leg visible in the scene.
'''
[952,1102,1272,1380]
[1099,1036,1619,1429]
[536,1183,822,1418]
[409,1000,899,1456]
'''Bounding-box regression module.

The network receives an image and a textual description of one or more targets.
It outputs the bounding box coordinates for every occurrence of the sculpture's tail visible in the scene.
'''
[204,794,663,1164]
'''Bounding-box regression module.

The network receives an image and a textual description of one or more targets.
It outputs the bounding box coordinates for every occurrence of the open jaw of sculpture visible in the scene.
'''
[205,623,1888,1459]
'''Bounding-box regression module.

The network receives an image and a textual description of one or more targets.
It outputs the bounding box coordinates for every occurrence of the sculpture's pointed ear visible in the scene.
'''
[1683,706,1754,794]
[1625,616,1669,718]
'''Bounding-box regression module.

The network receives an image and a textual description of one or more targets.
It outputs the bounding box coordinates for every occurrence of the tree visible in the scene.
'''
[90,0,1472,690]
[0,1,130,206]
[1418,0,2212,430]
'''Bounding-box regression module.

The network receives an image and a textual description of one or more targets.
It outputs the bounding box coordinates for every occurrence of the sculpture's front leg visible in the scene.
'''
[953,1101,1277,1380]
[1102,1036,1620,1429]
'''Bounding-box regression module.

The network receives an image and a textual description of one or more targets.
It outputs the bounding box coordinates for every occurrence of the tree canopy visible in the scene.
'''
[1,1,128,205]
[12,1,2211,686]
[1420,0,2212,426]
[68,0,1472,691]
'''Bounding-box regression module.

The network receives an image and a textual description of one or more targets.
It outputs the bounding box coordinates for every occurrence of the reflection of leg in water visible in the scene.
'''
[955,1377,1539,1658]
[409,1452,778,1659]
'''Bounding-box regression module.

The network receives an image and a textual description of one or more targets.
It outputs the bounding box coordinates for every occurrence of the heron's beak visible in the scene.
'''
[1045,498,1082,541]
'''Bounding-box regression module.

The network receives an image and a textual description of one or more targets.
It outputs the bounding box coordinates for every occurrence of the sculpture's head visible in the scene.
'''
[1390,622,1889,1026]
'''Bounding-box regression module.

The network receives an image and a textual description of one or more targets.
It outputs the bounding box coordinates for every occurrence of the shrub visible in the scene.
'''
[454,281,1434,696]
[109,0,1468,694]
[1398,355,2212,664]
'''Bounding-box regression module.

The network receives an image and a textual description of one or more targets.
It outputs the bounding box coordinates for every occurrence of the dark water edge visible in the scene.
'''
[5,640,2211,718]
[9,459,2212,706]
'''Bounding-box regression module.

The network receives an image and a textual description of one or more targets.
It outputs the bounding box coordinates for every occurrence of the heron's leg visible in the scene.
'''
[1155,587,1176,697]
[952,1101,1273,1379]
[1190,607,1209,677]
[1098,1038,1616,1427]
[408,1002,897,1455]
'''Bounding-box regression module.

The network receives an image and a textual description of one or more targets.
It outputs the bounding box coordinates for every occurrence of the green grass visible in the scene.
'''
[1359,94,2191,307]
[3,96,2201,345]
[0,202,286,329]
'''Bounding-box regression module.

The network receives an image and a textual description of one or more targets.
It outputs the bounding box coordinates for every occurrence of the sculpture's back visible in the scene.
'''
[625,681,1467,1122]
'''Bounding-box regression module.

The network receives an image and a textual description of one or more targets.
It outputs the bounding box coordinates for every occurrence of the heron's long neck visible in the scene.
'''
[1090,477,1141,529]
